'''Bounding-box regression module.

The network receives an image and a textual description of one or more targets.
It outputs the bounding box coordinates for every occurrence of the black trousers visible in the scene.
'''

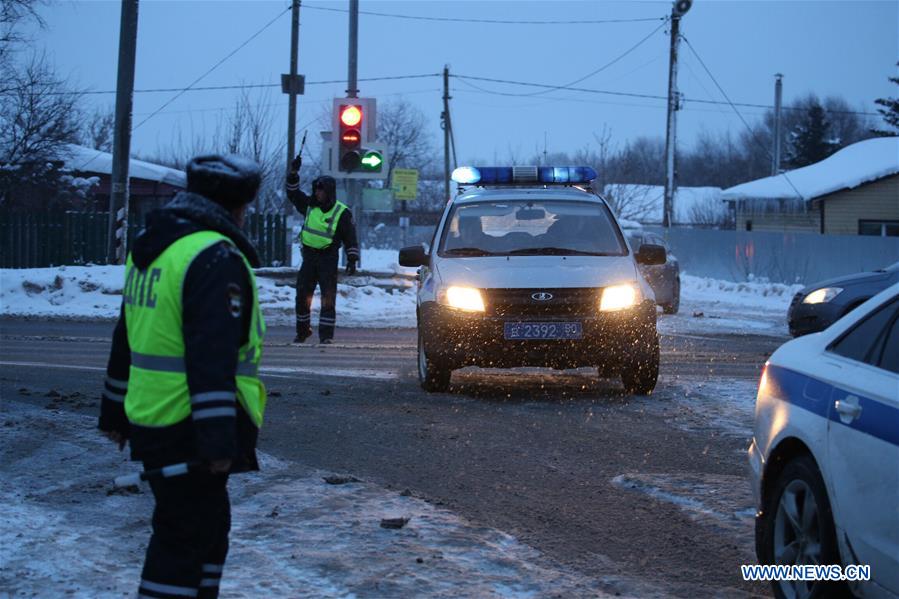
[296,246,339,341]
[138,465,230,599]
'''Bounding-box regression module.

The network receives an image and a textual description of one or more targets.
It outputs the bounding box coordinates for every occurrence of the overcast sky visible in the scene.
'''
[30,0,899,167]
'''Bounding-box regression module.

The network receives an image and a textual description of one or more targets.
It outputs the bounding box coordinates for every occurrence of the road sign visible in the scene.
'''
[391,168,419,200]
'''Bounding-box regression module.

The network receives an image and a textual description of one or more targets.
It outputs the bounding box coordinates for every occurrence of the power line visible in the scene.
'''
[303,3,664,25]
[132,4,292,131]
[680,35,805,200]
[503,17,669,97]
[451,73,879,117]
[10,74,442,97]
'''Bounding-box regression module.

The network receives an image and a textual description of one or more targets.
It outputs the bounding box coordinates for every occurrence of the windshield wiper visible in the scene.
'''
[505,247,610,256]
[442,247,496,257]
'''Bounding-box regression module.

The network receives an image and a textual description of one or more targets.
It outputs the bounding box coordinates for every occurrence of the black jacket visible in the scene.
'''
[286,173,359,261]
[98,192,262,471]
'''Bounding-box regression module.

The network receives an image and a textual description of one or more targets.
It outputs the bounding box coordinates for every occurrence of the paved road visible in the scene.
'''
[1,317,784,597]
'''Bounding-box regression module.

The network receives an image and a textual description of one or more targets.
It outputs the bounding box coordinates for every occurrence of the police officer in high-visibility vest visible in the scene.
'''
[286,154,359,344]
[98,154,267,599]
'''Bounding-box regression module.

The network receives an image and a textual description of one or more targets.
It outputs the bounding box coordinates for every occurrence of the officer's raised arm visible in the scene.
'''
[285,153,311,215]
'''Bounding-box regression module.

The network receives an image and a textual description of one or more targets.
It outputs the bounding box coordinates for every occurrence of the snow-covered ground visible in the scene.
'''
[661,274,800,337]
[0,258,798,335]
[0,401,655,598]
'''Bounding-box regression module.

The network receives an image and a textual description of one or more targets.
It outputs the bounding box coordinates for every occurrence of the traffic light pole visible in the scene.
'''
[345,0,362,262]
[107,0,139,264]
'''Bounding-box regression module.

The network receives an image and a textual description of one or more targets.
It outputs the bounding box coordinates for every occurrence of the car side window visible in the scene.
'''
[828,299,899,366]
[877,314,899,374]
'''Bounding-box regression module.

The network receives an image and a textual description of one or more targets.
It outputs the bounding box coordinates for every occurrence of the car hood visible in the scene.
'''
[434,255,640,289]
[800,270,894,294]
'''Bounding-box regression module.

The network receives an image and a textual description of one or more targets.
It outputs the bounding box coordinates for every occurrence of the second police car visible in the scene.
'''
[399,166,667,393]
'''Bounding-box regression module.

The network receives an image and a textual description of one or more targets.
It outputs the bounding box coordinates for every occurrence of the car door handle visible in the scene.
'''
[834,396,862,423]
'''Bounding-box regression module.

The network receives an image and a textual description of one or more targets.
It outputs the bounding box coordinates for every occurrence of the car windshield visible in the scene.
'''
[439,200,626,257]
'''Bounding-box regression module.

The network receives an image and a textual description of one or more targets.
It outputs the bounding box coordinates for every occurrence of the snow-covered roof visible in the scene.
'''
[602,184,725,225]
[722,137,899,202]
[61,144,186,188]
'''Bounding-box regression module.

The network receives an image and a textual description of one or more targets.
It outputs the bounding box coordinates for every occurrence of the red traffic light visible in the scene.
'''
[340,105,362,128]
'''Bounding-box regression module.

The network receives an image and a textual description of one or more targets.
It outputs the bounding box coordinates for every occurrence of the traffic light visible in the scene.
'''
[337,103,363,172]
[329,97,386,178]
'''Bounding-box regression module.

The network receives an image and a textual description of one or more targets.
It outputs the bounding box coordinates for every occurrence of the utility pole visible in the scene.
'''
[442,65,451,203]
[286,0,301,175]
[663,0,691,228]
[107,0,139,264]
[772,73,784,175]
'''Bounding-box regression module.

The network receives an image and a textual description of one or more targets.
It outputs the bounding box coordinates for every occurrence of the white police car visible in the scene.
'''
[749,282,899,598]
[398,166,667,393]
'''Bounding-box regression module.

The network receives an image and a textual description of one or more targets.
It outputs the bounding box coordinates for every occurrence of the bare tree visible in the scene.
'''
[1,0,44,89]
[141,88,285,212]
[79,105,114,152]
[0,55,80,166]
[376,98,434,183]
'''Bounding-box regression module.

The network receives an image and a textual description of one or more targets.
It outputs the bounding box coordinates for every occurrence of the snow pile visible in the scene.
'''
[0,402,625,598]
[0,264,417,327]
[680,274,802,311]
[0,265,124,319]
[257,279,416,328]
[722,136,899,201]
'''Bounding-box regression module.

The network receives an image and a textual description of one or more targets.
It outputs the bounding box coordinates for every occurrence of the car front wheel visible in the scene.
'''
[620,334,660,395]
[418,331,451,392]
[756,455,847,599]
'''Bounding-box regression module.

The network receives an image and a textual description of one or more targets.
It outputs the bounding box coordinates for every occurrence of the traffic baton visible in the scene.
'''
[113,461,203,488]
[298,130,308,157]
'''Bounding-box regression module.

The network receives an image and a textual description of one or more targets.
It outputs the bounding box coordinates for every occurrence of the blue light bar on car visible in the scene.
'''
[451,166,597,186]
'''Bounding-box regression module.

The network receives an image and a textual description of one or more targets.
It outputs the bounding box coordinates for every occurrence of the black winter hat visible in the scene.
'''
[186,154,262,208]
[312,176,337,202]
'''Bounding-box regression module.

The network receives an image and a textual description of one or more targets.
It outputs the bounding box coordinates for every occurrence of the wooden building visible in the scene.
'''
[722,137,899,236]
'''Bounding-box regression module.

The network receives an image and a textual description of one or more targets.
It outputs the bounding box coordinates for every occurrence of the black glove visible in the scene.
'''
[345,259,358,276]
[290,153,302,173]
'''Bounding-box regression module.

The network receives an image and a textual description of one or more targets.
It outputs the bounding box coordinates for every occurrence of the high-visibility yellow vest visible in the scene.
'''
[301,201,347,249]
[123,231,267,428]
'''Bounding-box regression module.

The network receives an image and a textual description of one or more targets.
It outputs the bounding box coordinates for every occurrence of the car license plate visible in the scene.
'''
[504,322,582,340]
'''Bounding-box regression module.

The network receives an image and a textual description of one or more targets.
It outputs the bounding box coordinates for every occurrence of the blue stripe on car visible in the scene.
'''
[767,364,899,447]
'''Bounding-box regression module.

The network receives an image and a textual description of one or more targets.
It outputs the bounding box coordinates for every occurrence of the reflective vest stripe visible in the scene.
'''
[132,351,259,377]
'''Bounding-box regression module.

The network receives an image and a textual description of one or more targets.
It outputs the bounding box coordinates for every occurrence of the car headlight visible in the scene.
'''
[600,284,639,311]
[439,285,486,312]
[802,287,843,304]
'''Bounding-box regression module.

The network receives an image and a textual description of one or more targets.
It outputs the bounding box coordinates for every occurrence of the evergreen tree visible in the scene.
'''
[786,102,839,168]
[873,62,899,136]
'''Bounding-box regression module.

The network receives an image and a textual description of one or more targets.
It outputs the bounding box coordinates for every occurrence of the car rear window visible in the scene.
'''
[439,200,626,257]
[828,298,899,366]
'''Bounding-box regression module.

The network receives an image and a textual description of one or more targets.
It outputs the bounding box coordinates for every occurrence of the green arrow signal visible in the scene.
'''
[360,151,383,170]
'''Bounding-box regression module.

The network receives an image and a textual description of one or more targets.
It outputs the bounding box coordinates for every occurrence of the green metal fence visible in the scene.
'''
[0,210,289,268]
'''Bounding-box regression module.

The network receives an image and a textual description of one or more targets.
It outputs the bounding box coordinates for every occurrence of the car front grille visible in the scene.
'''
[484,288,600,317]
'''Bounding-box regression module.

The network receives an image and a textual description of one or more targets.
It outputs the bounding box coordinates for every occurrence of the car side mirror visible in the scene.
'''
[399,245,428,268]
[635,243,666,266]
